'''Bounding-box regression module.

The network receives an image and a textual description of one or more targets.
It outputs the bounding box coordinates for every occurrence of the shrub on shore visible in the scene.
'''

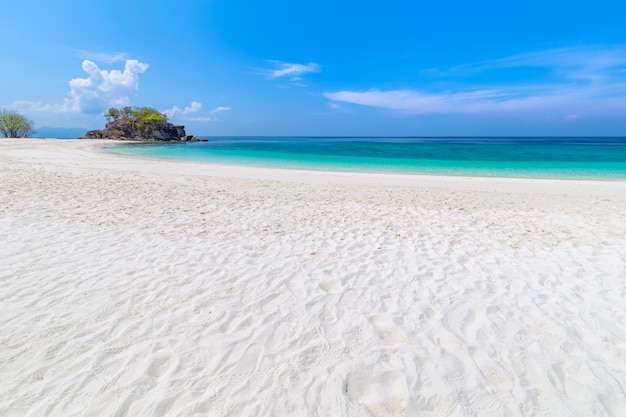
[0,110,35,138]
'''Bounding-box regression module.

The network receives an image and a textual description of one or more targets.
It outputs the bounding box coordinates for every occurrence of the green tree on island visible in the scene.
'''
[132,107,168,135]
[86,105,187,140]
[104,107,121,122]
[0,110,35,138]
[121,106,135,121]
[104,106,171,138]
[102,106,171,138]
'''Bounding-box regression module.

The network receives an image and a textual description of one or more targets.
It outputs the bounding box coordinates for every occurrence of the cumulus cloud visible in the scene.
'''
[164,101,203,118]
[65,59,149,113]
[185,101,203,114]
[165,101,229,121]
[324,46,626,117]
[12,59,149,115]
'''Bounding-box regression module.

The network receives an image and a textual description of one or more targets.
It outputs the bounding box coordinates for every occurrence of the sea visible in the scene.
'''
[105,136,626,180]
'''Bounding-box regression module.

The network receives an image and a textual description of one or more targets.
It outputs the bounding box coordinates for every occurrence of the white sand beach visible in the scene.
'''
[1,138,625,417]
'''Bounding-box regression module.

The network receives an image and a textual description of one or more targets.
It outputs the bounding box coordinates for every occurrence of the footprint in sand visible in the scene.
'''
[234,343,264,375]
[320,279,342,295]
[345,370,413,417]
[472,349,513,391]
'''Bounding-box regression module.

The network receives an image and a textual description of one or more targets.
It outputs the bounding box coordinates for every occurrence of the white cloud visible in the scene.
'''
[324,89,519,114]
[260,60,320,83]
[163,106,180,118]
[165,102,229,121]
[77,50,128,64]
[184,101,202,114]
[164,101,203,118]
[74,60,147,92]
[324,87,626,116]
[325,46,626,117]
[445,46,626,81]
[15,59,149,115]
[185,116,218,122]
[68,60,148,113]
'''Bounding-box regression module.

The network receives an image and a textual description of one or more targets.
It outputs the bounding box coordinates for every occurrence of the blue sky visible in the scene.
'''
[2,0,626,136]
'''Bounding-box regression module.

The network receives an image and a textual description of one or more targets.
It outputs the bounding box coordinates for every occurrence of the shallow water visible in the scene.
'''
[106,137,626,180]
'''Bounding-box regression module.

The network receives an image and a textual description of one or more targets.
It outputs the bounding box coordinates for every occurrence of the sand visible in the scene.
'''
[1,138,625,417]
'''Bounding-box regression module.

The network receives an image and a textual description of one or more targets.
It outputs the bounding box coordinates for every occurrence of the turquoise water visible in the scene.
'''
[105,137,626,180]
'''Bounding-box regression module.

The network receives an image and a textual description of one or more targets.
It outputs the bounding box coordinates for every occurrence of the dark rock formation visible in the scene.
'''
[82,119,188,141]
[181,135,200,142]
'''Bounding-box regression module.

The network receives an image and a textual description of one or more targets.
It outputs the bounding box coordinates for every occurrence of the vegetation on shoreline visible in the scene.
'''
[0,110,35,138]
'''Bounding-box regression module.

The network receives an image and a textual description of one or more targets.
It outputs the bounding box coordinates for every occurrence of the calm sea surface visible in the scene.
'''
[105,137,626,180]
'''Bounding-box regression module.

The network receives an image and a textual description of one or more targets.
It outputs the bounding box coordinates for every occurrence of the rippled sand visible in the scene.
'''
[1,139,625,416]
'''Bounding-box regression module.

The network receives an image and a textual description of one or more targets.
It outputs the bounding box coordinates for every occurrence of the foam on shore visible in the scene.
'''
[1,139,625,416]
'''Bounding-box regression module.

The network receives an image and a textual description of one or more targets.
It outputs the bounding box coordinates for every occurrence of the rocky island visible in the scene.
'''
[82,106,200,141]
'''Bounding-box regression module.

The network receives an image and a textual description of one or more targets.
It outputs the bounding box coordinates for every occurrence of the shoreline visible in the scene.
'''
[2,138,626,416]
[10,138,626,195]
[103,135,626,183]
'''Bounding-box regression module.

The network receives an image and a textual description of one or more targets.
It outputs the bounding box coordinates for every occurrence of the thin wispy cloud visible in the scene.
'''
[324,88,626,116]
[210,106,231,113]
[444,46,626,80]
[77,50,129,64]
[259,60,320,85]
[325,46,626,118]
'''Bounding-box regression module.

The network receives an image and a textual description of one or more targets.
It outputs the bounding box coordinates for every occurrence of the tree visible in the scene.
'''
[134,107,168,124]
[0,110,35,138]
[121,106,135,121]
[104,106,169,137]
[104,107,121,122]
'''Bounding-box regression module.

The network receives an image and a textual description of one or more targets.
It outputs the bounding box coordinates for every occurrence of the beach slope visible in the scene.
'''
[1,139,625,416]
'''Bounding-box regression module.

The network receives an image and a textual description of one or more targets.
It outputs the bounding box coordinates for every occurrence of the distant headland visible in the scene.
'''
[81,106,200,141]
